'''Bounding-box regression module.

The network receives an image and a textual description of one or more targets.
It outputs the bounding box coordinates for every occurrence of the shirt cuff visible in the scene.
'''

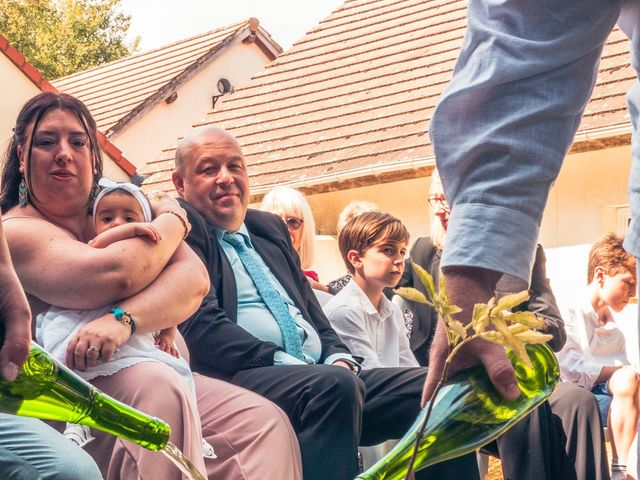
[274,350,308,365]
[324,353,361,374]
[441,203,539,284]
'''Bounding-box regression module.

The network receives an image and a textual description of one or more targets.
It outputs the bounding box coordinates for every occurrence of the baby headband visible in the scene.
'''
[93,178,153,224]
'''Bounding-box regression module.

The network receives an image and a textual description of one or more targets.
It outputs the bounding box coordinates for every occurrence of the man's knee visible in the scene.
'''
[550,382,600,417]
[307,366,364,409]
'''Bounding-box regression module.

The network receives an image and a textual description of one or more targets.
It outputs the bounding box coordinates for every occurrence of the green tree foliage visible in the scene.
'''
[0,0,140,79]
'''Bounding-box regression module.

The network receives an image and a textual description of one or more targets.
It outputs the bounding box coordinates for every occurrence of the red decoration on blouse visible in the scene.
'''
[303,270,319,282]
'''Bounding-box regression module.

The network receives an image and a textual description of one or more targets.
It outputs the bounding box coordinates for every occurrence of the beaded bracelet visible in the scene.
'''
[162,211,191,240]
[111,307,137,334]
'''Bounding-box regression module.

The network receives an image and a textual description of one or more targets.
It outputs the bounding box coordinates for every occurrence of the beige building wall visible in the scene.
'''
[110,40,273,171]
[295,145,633,285]
[541,145,631,248]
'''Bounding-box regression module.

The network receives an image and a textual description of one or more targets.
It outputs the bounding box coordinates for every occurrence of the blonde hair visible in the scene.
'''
[429,169,447,251]
[336,201,380,234]
[260,186,316,269]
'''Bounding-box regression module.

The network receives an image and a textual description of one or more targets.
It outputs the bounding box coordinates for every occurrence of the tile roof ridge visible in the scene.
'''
[53,19,251,83]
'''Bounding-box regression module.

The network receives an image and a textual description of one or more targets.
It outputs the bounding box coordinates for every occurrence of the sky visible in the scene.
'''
[119,0,346,53]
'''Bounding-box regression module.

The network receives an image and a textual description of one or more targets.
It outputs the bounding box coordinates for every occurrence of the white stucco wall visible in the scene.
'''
[541,145,632,248]
[1,53,130,180]
[0,54,40,149]
[110,40,273,171]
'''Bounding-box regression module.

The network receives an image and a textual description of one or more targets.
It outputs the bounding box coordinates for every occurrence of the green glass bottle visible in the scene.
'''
[0,340,171,451]
[356,343,559,480]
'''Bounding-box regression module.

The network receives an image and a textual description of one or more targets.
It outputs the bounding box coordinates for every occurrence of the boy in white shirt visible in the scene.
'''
[557,233,638,480]
[324,211,418,369]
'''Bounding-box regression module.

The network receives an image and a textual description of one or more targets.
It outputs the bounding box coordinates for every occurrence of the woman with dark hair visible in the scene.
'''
[1,92,302,480]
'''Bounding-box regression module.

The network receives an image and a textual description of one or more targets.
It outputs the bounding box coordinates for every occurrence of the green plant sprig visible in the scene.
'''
[395,261,553,480]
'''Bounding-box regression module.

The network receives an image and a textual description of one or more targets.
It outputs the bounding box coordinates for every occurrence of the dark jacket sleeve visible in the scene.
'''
[177,202,280,381]
[179,290,280,379]
[403,237,441,366]
[522,244,566,352]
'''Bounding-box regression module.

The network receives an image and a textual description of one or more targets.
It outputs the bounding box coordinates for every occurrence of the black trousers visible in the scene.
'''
[548,383,609,480]
[230,364,479,480]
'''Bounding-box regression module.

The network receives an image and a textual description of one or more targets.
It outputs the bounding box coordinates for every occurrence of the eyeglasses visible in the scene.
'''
[428,193,447,209]
[285,216,303,230]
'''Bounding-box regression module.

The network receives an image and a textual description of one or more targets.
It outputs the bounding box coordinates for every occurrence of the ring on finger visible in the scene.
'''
[87,345,99,354]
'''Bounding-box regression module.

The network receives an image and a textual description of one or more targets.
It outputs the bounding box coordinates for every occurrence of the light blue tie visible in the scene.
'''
[224,232,305,360]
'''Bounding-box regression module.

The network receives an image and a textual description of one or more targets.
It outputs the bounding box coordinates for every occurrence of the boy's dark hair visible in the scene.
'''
[338,210,409,274]
[587,232,636,283]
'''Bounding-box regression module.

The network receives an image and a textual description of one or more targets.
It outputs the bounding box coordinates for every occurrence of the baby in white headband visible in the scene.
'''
[91,178,179,356]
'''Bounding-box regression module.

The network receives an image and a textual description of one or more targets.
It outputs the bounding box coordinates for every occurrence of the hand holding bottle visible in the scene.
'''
[422,266,520,406]
[0,217,32,381]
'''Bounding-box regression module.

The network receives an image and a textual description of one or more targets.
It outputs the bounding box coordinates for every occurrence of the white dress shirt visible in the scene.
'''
[323,279,418,369]
[556,296,628,389]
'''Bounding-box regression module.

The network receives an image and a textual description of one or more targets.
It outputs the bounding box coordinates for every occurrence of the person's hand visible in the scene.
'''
[66,314,131,371]
[421,266,521,407]
[0,264,32,381]
[309,279,330,292]
[147,191,184,218]
[155,335,180,358]
[133,223,161,243]
[333,360,356,372]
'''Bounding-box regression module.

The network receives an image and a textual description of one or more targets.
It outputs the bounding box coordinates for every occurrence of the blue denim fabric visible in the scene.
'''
[590,381,613,428]
[430,0,631,282]
[0,414,102,479]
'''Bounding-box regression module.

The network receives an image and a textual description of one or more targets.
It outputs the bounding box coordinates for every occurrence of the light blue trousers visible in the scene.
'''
[0,414,102,479]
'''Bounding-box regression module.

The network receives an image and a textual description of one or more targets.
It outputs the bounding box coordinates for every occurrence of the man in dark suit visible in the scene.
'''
[170,126,479,480]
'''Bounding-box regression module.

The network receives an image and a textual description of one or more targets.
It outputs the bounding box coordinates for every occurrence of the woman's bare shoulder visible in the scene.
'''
[3,208,78,245]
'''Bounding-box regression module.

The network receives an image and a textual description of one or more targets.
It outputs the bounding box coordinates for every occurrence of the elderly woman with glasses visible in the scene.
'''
[260,186,329,292]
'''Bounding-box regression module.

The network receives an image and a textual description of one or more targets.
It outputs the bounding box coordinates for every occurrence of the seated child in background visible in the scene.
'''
[36,179,213,457]
[323,211,418,369]
[556,232,638,480]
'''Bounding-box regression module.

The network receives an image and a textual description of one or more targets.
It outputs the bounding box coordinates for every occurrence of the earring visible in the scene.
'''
[18,177,28,208]
[87,183,100,213]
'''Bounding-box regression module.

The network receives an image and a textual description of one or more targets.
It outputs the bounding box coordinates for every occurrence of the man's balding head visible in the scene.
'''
[172,126,249,232]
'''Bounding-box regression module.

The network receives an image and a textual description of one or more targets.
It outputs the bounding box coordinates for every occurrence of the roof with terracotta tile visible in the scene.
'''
[1,34,136,176]
[53,18,281,136]
[140,0,636,199]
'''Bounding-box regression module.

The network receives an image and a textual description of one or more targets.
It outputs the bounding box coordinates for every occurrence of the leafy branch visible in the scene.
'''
[395,262,553,479]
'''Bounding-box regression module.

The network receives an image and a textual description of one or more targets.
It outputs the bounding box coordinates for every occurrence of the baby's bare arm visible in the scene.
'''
[89,223,161,248]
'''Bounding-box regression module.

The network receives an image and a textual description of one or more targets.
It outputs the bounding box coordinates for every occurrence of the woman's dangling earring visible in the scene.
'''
[18,176,28,208]
[87,182,100,213]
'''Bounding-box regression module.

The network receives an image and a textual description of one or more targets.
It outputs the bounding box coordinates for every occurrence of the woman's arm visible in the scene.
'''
[66,242,210,370]
[4,201,188,309]
[0,218,32,380]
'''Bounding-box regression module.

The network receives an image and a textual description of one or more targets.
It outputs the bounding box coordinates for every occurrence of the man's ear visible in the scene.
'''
[172,171,185,198]
[594,266,606,285]
[346,249,362,269]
